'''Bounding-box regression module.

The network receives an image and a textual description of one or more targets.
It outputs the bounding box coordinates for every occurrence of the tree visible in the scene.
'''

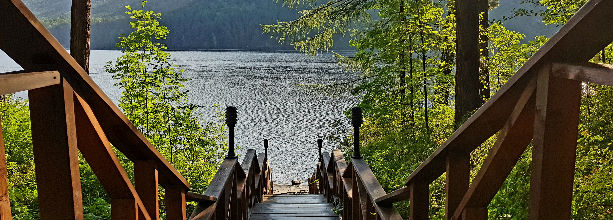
[105,0,227,195]
[70,0,91,72]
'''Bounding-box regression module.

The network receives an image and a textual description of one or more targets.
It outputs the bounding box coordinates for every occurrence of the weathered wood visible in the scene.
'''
[552,62,613,86]
[166,187,187,220]
[29,80,83,219]
[0,0,189,189]
[529,63,582,219]
[376,187,410,206]
[249,194,339,220]
[445,153,469,220]
[409,180,429,220]
[74,94,151,220]
[0,119,12,220]
[405,0,613,186]
[0,71,60,95]
[135,160,159,220]
[452,77,536,219]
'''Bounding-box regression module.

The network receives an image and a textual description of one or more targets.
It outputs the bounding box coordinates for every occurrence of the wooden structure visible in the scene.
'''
[310,0,613,219]
[0,0,274,219]
[249,194,339,220]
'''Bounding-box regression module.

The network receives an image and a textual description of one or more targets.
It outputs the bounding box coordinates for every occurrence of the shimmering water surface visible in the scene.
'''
[0,50,360,184]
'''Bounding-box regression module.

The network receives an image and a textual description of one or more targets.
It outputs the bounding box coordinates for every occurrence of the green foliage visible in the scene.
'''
[105,1,227,198]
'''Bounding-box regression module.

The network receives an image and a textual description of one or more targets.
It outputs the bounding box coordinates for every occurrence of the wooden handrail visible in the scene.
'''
[312,0,613,219]
[0,0,189,189]
[0,71,60,95]
[310,149,402,220]
[190,148,272,220]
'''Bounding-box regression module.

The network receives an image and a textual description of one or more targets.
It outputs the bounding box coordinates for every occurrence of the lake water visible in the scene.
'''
[0,50,360,184]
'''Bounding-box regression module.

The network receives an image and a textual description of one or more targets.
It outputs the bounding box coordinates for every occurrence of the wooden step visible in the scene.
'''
[249,194,339,220]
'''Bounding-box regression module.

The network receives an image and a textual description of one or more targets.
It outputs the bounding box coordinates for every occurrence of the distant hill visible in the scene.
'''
[22,0,558,50]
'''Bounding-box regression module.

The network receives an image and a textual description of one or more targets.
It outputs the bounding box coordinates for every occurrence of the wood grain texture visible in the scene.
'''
[29,81,83,219]
[135,160,159,220]
[0,71,60,95]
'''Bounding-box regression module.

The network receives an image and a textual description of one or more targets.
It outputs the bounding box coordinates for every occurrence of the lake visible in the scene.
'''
[0,50,360,184]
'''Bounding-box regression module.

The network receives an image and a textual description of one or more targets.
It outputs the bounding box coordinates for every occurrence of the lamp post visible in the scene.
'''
[352,107,363,159]
[226,106,237,159]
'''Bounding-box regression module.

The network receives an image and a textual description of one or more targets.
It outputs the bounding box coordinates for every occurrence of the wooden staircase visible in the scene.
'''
[249,194,339,220]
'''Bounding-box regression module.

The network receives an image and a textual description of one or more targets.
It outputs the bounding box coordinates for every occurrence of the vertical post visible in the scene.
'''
[351,107,363,159]
[264,139,269,160]
[165,187,187,220]
[111,199,138,220]
[529,64,581,219]
[409,180,429,220]
[226,106,237,159]
[0,119,12,220]
[317,139,323,160]
[446,152,470,219]
[135,160,159,220]
[29,80,83,219]
[70,0,91,72]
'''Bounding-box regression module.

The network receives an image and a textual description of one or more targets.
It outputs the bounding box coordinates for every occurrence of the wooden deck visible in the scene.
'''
[248,194,340,220]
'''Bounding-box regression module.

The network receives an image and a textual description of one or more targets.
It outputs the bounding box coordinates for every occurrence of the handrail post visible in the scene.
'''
[317,139,323,160]
[226,106,238,159]
[264,139,268,160]
[351,107,363,159]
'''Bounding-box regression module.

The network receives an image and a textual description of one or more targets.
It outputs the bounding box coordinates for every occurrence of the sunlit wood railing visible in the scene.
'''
[0,0,198,219]
[310,108,402,220]
[311,1,613,219]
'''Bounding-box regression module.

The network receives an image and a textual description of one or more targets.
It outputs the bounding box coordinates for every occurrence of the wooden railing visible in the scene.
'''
[311,0,613,219]
[310,108,402,220]
[0,0,196,219]
[0,1,275,220]
[188,107,273,220]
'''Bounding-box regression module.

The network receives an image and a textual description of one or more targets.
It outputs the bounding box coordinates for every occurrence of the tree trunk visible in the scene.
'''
[478,0,490,101]
[70,0,91,73]
[455,0,482,126]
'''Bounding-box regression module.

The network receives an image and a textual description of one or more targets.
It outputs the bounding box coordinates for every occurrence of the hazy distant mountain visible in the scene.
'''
[22,0,558,50]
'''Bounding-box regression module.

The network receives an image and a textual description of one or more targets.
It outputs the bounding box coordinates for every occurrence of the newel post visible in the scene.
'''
[317,139,323,160]
[352,107,363,159]
[226,106,237,159]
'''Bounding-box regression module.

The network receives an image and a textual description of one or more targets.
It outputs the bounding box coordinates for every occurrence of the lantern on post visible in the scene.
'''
[352,107,363,158]
[226,106,238,159]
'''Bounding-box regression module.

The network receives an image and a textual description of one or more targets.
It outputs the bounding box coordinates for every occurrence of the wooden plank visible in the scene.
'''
[529,63,582,219]
[203,158,238,199]
[135,160,159,220]
[452,77,536,219]
[445,152,469,220]
[249,215,339,220]
[0,0,189,189]
[0,119,12,220]
[552,62,613,86]
[409,180,429,220]
[0,71,59,95]
[376,187,410,206]
[166,187,187,220]
[29,80,83,219]
[404,0,613,185]
[74,94,151,220]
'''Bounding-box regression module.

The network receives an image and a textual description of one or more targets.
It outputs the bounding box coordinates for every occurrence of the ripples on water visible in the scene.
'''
[1,50,360,184]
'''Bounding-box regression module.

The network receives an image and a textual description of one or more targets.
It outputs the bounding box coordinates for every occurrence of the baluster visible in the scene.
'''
[0,119,12,220]
[165,186,187,220]
[135,160,159,220]
[29,80,83,219]
[529,63,581,219]
[446,152,470,219]
[409,180,429,220]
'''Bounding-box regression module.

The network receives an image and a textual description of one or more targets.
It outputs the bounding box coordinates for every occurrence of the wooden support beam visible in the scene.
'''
[409,180,429,220]
[452,77,537,220]
[135,161,159,220]
[74,94,151,220]
[0,0,189,189]
[0,71,59,95]
[166,187,187,220]
[29,80,83,219]
[445,152,469,220]
[529,63,582,219]
[0,119,12,220]
[552,62,613,86]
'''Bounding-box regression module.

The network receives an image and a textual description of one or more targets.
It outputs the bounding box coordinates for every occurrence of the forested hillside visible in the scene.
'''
[23,0,554,50]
